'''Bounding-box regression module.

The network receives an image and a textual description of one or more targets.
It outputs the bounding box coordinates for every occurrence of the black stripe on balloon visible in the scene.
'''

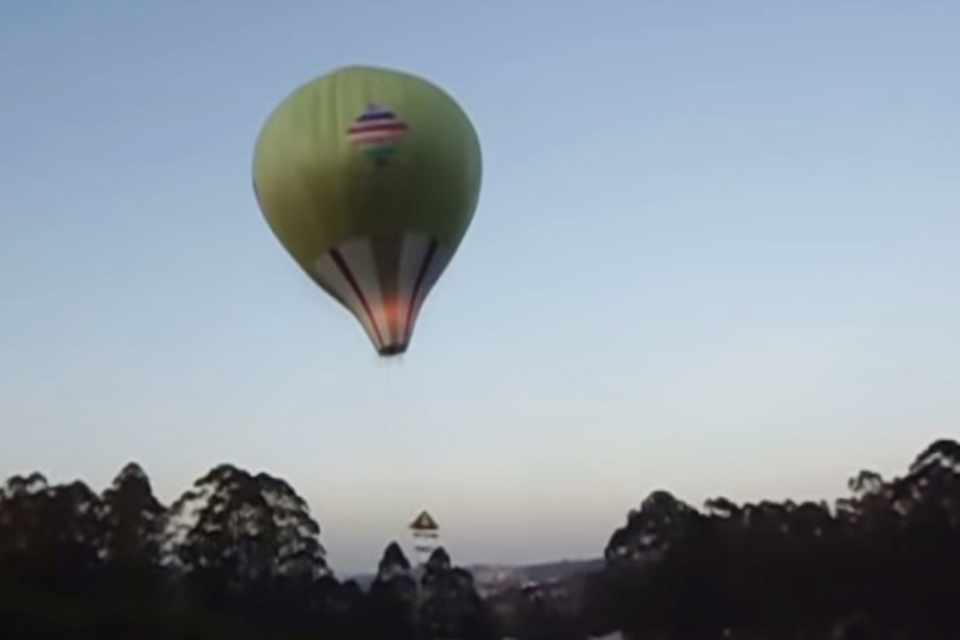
[404,238,439,344]
[329,248,385,349]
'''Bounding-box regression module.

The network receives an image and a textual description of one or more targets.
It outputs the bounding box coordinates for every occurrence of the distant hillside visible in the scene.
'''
[515,558,605,583]
[347,557,604,595]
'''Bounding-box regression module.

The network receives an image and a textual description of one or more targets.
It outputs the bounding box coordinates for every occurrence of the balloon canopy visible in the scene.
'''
[253,65,482,356]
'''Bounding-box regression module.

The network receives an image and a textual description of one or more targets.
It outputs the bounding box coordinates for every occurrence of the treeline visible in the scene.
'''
[569,437,960,640]
[2,439,958,639]
[0,463,495,639]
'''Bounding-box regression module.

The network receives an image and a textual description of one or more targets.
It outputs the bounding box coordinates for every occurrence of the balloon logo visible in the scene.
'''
[252,66,482,356]
[347,104,409,166]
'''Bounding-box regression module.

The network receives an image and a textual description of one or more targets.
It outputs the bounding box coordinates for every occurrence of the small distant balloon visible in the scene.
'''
[252,65,482,356]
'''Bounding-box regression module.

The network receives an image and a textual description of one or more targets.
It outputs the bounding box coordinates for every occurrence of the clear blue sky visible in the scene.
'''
[2,1,958,575]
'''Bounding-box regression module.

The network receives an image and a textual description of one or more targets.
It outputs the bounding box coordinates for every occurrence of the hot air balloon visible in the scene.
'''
[252,66,482,356]
[409,510,440,567]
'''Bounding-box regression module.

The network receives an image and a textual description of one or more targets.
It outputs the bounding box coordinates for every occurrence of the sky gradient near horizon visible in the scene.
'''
[2,2,959,574]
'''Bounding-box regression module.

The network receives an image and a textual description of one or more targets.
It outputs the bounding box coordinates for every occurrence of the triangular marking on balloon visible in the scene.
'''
[410,510,439,530]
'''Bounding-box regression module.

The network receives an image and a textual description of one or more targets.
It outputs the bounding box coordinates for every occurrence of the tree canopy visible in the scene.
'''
[2,437,958,639]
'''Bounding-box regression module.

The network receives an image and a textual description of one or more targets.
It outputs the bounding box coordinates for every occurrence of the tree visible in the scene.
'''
[0,473,50,559]
[253,472,326,580]
[605,490,698,564]
[377,540,412,579]
[172,464,327,586]
[585,439,960,638]
[0,475,102,594]
[101,462,166,569]
[367,542,417,640]
[419,547,497,640]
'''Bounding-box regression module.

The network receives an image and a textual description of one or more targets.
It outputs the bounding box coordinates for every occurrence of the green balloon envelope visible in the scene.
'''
[253,66,482,355]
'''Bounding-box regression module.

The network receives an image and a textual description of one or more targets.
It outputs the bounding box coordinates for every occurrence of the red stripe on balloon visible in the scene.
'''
[404,239,439,345]
[329,248,385,349]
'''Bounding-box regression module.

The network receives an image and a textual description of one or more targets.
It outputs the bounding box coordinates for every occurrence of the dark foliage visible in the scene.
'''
[1,438,957,639]
[577,437,960,639]
[0,463,495,639]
